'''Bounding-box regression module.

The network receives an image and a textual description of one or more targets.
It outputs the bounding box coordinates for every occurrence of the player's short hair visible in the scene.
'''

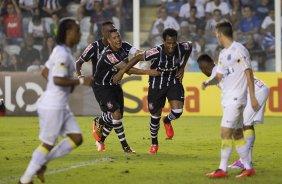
[215,20,233,38]
[102,20,114,27]
[197,54,214,64]
[162,28,178,40]
[56,18,77,45]
[107,28,119,38]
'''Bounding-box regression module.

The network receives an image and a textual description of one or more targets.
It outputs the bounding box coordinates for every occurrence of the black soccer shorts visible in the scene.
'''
[148,83,184,114]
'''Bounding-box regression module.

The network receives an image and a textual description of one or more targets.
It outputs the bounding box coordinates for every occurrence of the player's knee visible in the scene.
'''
[171,108,183,119]
[69,134,83,147]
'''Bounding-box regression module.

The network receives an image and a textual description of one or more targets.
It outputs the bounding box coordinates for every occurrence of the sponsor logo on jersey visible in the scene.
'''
[145,48,159,58]
[107,53,118,64]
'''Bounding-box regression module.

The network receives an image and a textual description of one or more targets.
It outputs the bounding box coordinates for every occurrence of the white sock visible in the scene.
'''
[235,138,252,170]
[244,129,255,162]
[20,145,49,183]
[46,138,77,163]
[219,139,233,172]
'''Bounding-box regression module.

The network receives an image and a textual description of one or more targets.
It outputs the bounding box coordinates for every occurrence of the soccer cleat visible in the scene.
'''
[149,144,158,154]
[95,141,106,152]
[123,146,136,154]
[163,118,174,139]
[36,165,47,183]
[228,160,245,169]
[236,169,255,178]
[92,117,103,142]
[206,169,228,178]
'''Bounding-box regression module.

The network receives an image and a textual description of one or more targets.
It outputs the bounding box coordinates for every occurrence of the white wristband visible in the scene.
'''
[79,77,84,85]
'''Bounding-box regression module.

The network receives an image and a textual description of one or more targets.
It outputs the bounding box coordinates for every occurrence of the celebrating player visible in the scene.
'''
[203,21,257,178]
[75,21,159,152]
[19,18,92,184]
[113,28,192,154]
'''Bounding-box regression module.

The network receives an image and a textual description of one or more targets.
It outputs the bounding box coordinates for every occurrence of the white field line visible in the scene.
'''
[0,157,114,184]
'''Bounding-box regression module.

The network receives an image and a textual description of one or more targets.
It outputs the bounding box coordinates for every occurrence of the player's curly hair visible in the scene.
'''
[56,18,77,45]
[162,28,178,40]
[197,54,214,64]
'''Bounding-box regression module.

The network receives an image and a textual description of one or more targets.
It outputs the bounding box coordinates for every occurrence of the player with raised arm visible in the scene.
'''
[197,53,269,170]
[75,21,159,152]
[113,28,192,154]
[19,18,92,184]
[203,21,258,179]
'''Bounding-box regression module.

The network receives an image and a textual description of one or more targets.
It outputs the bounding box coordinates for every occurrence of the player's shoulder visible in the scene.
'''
[121,41,132,48]
[145,46,161,56]
[52,45,69,57]
[232,41,249,53]
[179,41,192,50]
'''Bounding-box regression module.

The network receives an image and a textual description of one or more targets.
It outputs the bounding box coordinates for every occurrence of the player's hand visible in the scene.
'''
[251,97,260,112]
[146,70,161,76]
[112,71,124,83]
[176,68,184,80]
[83,76,93,86]
[201,81,208,90]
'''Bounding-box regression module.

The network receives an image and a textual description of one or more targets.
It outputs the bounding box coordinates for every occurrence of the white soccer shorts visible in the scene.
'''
[37,108,81,146]
[221,104,244,129]
[243,86,269,126]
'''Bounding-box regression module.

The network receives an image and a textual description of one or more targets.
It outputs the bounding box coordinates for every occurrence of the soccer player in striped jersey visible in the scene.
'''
[92,28,159,153]
[197,53,269,171]
[75,21,159,152]
[202,21,257,178]
[112,28,192,154]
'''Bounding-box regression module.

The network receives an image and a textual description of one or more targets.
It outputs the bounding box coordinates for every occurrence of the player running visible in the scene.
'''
[112,28,192,154]
[19,18,92,184]
[75,21,159,152]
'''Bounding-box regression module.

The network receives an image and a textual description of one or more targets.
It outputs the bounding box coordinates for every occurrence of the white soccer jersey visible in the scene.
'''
[217,41,252,106]
[37,45,75,109]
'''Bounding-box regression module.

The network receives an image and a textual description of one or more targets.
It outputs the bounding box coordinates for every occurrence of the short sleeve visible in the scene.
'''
[80,43,97,62]
[236,47,252,71]
[144,47,160,61]
[52,53,69,77]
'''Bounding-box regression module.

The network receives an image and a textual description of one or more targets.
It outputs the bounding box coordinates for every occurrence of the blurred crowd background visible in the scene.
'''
[0,0,281,73]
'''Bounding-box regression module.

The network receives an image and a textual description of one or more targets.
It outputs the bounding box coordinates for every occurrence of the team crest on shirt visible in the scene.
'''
[107,53,118,64]
[146,48,159,58]
[107,101,113,109]
[148,103,154,110]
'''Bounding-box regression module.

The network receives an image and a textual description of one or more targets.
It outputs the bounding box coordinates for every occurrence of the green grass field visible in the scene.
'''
[0,117,281,184]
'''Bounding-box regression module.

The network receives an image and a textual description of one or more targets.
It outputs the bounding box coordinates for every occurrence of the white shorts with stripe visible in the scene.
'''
[37,107,81,146]
[243,86,269,126]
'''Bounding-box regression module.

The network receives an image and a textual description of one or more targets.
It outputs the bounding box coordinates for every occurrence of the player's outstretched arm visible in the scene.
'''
[75,58,84,77]
[245,68,260,111]
[202,73,222,90]
[127,67,160,76]
[112,53,145,83]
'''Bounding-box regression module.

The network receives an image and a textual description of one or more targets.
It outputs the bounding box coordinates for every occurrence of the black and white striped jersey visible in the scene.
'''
[79,39,106,76]
[94,42,133,86]
[144,41,192,89]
